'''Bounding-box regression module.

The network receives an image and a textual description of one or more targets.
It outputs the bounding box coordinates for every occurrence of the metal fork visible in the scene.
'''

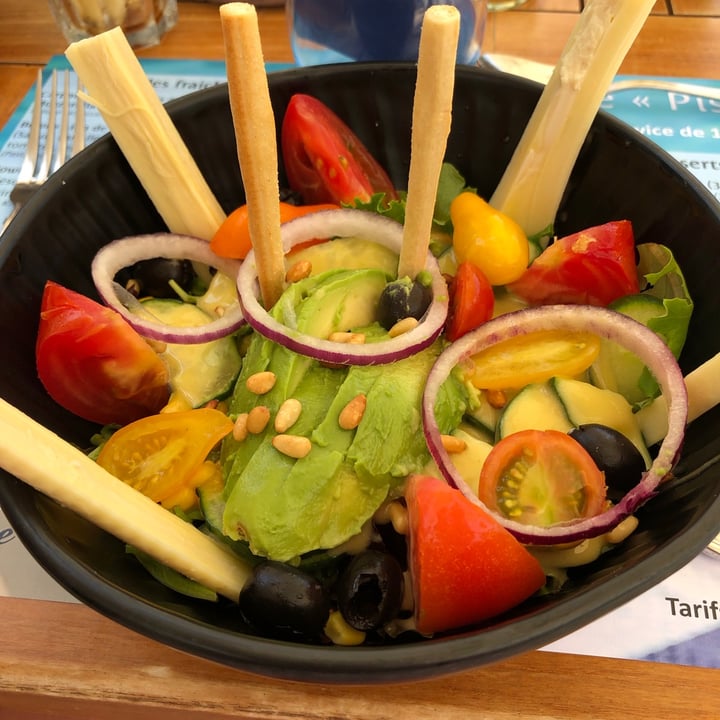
[2,69,86,232]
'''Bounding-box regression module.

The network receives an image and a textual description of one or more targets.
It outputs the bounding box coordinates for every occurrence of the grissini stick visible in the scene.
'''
[397,5,460,280]
[220,2,285,308]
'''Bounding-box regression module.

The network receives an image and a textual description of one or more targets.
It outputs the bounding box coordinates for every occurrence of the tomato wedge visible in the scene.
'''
[36,281,170,426]
[210,201,339,259]
[96,408,233,510]
[406,475,546,635]
[445,261,495,341]
[478,429,607,527]
[281,94,398,205]
[507,220,640,306]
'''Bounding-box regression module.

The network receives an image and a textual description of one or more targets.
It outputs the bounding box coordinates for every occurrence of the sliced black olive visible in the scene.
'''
[377,277,432,330]
[569,423,647,501]
[118,258,196,299]
[238,561,331,641]
[337,549,404,631]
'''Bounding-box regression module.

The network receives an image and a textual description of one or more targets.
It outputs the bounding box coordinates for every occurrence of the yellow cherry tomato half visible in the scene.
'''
[450,192,529,285]
[96,407,233,510]
[467,329,601,390]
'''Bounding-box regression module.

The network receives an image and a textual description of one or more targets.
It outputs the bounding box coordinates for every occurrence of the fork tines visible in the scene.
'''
[2,68,86,232]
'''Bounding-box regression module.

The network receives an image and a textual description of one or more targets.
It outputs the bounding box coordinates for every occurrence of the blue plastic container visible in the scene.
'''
[287,0,487,66]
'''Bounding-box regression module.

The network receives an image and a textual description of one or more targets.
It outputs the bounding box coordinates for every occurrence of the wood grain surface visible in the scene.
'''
[2,597,718,720]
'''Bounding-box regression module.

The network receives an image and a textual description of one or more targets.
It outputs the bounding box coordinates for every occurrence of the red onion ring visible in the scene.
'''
[91,233,245,343]
[236,209,449,365]
[422,304,688,545]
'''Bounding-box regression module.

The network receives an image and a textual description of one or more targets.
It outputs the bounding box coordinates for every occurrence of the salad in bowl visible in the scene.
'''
[1,2,719,683]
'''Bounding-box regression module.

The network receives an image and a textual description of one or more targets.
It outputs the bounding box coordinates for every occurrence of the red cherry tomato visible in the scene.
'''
[405,475,546,635]
[281,94,398,205]
[478,429,608,527]
[445,261,495,341]
[36,281,170,426]
[210,201,339,259]
[507,220,640,306]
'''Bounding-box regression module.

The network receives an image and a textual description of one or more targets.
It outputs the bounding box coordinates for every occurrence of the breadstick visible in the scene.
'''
[397,5,460,280]
[220,2,285,308]
[0,398,251,600]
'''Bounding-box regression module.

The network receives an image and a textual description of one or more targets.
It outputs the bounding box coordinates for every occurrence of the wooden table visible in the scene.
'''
[0,1,718,718]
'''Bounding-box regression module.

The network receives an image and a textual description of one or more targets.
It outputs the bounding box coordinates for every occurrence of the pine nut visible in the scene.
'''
[285,259,312,283]
[233,413,249,442]
[338,394,367,430]
[441,434,467,453]
[246,371,276,395]
[246,405,270,434]
[274,398,302,432]
[272,434,312,458]
[388,316,419,337]
[328,331,366,344]
[486,389,507,409]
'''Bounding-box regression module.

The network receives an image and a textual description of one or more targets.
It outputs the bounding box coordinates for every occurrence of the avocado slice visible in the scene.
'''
[219,268,469,561]
[222,364,389,561]
[285,237,399,278]
[221,268,389,485]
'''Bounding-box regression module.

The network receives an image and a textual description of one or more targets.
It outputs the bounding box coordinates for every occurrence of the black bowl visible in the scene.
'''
[1,63,719,684]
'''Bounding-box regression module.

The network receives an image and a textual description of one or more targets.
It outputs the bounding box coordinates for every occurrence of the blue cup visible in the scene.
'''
[287,0,487,67]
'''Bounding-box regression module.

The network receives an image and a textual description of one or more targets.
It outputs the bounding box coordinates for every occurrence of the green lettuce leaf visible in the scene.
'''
[637,242,693,358]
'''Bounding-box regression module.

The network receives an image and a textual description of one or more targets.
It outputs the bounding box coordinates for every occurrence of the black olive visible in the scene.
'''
[377,277,432,330]
[569,423,647,501]
[337,549,404,631]
[238,561,331,641]
[119,258,196,298]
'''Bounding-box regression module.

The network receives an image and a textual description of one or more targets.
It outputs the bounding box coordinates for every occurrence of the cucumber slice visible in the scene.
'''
[141,298,242,409]
[423,424,493,497]
[552,377,651,467]
[197,479,226,534]
[449,427,494,496]
[497,381,572,440]
[464,394,502,435]
[590,294,666,405]
[612,293,668,324]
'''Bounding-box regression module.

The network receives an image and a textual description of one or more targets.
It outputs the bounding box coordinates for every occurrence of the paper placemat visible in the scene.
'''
[0,57,718,670]
[2,59,719,221]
